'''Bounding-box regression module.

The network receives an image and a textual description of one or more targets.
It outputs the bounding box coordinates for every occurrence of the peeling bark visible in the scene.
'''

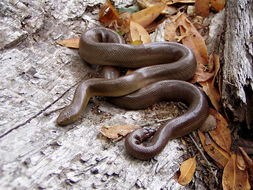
[222,0,253,128]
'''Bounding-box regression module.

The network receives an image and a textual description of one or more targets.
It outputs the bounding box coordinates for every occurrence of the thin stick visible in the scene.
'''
[140,117,172,127]
[189,132,219,184]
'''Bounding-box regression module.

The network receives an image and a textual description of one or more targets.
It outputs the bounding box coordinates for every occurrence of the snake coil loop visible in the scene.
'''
[57,27,209,160]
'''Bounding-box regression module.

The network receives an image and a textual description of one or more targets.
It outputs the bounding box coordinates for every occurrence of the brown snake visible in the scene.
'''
[57,27,209,160]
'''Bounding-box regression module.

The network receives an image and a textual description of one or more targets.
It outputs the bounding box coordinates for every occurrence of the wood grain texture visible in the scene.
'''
[222,0,253,128]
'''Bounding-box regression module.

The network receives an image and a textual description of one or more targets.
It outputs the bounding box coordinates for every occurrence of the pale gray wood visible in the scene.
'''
[222,0,253,128]
[0,0,207,189]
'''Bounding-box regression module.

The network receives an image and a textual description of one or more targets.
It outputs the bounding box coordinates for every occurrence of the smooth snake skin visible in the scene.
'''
[56,27,209,160]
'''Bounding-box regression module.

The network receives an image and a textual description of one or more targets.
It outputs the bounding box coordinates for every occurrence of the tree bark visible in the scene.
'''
[0,1,210,189]
[222,0,253,129]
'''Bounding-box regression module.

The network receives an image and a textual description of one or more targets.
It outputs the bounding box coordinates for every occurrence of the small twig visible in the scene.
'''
[43,75,92,117]
[189,132,219,184]
[140,117,172,127]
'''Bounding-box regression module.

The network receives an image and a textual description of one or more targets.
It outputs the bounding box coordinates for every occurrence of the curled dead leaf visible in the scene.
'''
[164,21,178,42]
[210,54,220,87]
[198,130,230,168]
[199,54,221,109]
[117,12,131,34]
[129,21,151,44]
[211,0,226,12]
[131,3,166,27]
[99,1,119,27]
[100,124,141,140]
[178,156,197,185]
[57,38,80,49]
[181,30,209,82]
[99,5,114,26]
[238,147,253,182]
[200,81,220,111]
[208,109,231,153]
[165,12,210,83]
[106,0,119,18]
[222,153,251,190]
[195,0,210,17]
[237,151,246,171]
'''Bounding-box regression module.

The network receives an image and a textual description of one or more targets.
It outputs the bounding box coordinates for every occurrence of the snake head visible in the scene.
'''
[125,128,158,160]
[131,128,156,144]
[56,105,81,126]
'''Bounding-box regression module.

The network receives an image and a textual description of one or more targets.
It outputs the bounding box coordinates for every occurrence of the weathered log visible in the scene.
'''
[222,0,253,129]
[0,1,210,189]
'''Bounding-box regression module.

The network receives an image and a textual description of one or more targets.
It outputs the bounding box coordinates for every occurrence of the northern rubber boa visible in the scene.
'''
[57,27,209,160]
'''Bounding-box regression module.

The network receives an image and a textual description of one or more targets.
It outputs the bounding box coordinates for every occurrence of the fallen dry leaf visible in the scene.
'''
[218,70,223,98]
[166,0,195,5]
[180,26,209,82]
[178,156,197,185]
[106,0,119,18]
[165,12,210,83]
[100,124,141,139]
[164,21,178,42]
[208,109,231,153]
[131,3,166,27]
[198,54,221,109]
[195,0,210,17]
[222,153,251,190]
[167,12,208,63]
[237,151,246,171]
[137,0,177,15]
[198,130,230,168]
[199,113,217,132]
[145,15,168,33]
[57,38,80,49]
[117,12,131,33]
[211,0,226,12]
[129,21,152,43]
[200,80,220,111]
[210,54,220,87]
[99,1,119,27]
[238,147,253,182]
[192,64,215,83]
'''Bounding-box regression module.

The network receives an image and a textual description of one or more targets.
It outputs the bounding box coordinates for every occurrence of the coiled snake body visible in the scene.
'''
[57,27,209,160]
